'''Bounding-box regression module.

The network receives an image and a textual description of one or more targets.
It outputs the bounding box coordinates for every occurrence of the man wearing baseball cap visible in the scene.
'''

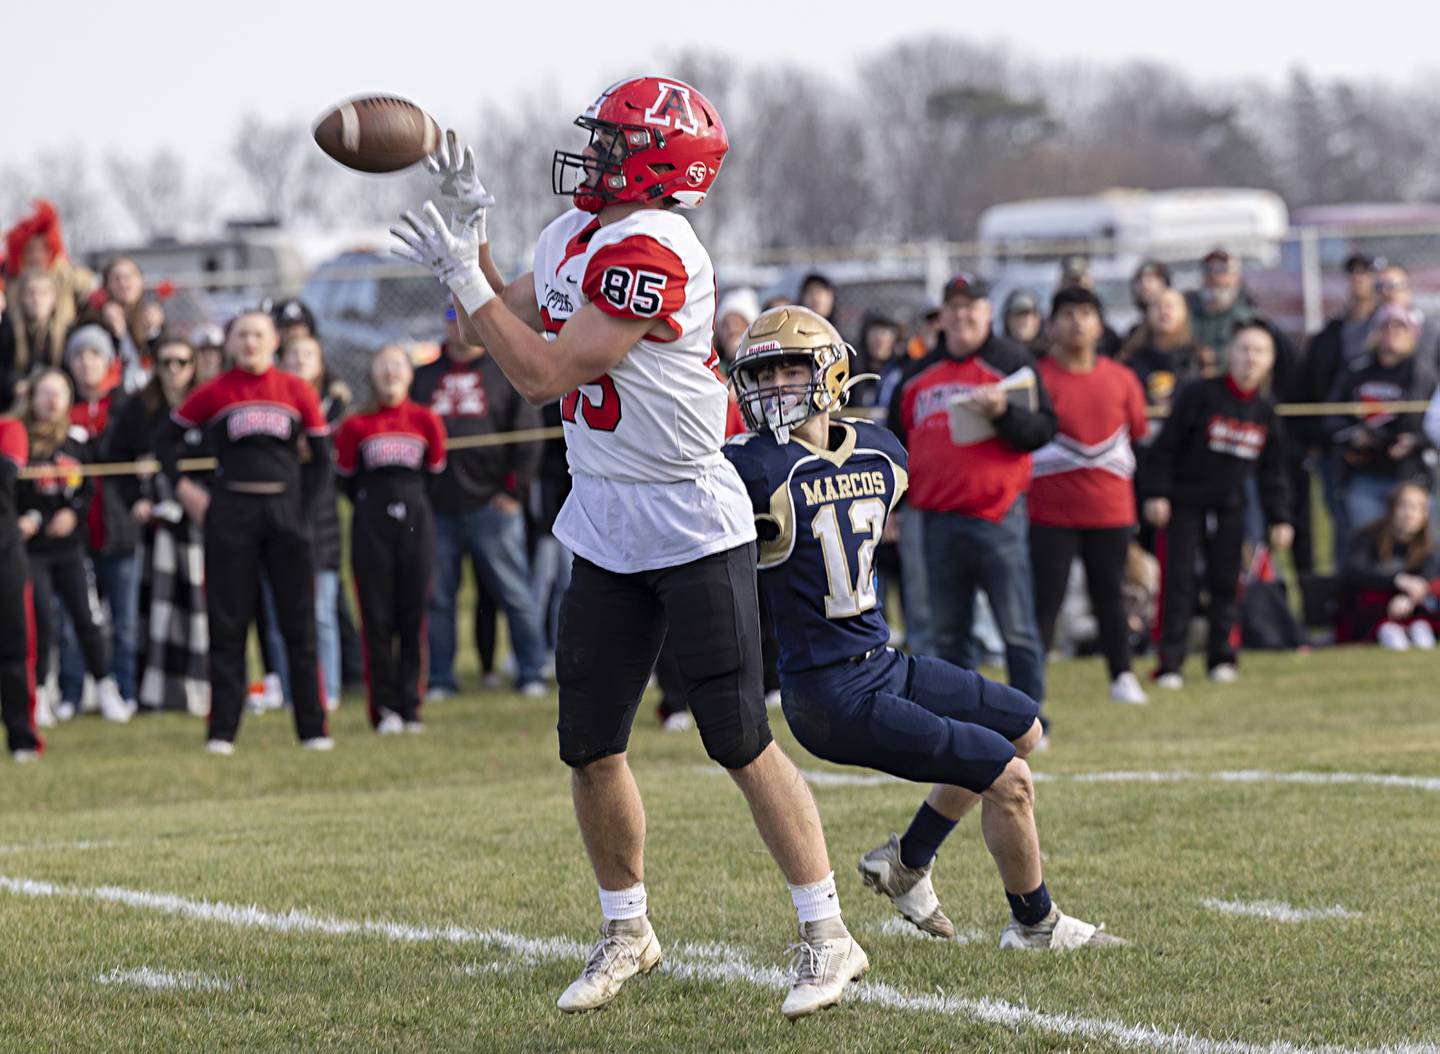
[1185,248,1256,364]
[893,274,1057,733]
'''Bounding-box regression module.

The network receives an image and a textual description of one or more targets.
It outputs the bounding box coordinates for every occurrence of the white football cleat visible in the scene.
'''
[1207,663,1239,684]
[556,917,662,1013]
[1155,672,1184,690]
[1109,671,1148,705]
[376,713,404,736]
[999,905,1128,950]
[781,917,868,1020]
[206,739,235,756]
[857,834,956,939]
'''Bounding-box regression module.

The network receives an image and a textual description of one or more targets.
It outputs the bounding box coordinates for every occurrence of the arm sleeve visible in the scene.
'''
[991,357,1058,452]
[301,431,332,510]
[1339,533,1399,592]
[296,382,329,436]
[582,236,688,339]
[171,382,220,428]
[425,410,448,474]
[1125,369,1151,444]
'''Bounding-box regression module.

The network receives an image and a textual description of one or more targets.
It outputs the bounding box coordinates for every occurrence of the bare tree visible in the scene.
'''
[106,148,204,240]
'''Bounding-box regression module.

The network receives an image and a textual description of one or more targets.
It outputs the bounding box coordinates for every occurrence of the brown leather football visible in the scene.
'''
[313,95,440,173]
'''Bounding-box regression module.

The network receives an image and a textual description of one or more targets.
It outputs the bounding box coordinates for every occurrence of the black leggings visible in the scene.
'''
[1157,504,1245,674]
[0,543,38,753]
[1029,524,1134,680]
[30,548,110,690]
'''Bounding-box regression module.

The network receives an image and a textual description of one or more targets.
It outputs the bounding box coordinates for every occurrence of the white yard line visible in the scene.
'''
[1202,899,1363,923]
[783,768,1440,793]
[0,840,121,855]
[97,966,233,992]
[0,873,1431,1054]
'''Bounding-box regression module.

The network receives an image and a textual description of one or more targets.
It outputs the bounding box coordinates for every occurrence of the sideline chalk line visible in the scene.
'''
[1,874,1432,1054]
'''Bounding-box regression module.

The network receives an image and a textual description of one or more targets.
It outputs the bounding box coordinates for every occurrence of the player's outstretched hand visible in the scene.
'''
[391,202,495,314]
[425,129,495,242]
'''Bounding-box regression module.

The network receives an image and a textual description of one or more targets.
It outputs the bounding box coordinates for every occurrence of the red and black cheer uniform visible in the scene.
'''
[156,366,331,745]
[1140,376,1290,675]
[1029,356,1150,680]
[334,399,446,728]
[0,420,40,755]
[16,430,112,692]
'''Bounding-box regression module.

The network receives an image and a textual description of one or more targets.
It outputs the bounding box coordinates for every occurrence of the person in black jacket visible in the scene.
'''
[1324,303,1437,543]
[106,336,209,713]
[1142,320,1293,688]
[16,369,133,724]
[410,310,546,698]
[1336,481,1440,647]
[0,415,41,759]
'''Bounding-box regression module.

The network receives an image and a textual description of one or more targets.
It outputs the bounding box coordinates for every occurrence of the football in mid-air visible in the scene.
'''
[312,95,440,173]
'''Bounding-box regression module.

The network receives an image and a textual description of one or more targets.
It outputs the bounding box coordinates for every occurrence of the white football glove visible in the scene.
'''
[425,129,495,245]
[391,202,495,314]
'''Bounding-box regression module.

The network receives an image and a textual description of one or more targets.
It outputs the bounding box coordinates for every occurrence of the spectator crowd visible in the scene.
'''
[3,194,1439,761]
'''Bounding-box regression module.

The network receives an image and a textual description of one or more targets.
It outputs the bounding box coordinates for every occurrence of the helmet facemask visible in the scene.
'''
[732,348,843,445]
[553,119,667,213]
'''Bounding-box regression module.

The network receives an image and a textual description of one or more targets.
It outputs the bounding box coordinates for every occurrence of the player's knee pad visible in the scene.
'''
[699,717,773,770]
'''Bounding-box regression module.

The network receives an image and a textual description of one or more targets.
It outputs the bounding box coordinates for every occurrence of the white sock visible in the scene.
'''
[789,872,841,925]
[598,883,647,921]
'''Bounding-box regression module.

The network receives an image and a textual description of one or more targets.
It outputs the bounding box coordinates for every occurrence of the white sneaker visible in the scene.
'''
[423,686,455,703]
[206,739,235,756]
[404,721,426,734]
[12,749,40,764]
[1109,671,1148,705]
[34,688,57,729]
[324,697,341,713]
[661,711,693,733]
[1155,673,1184,690]
[480,672,504,691]
[764,689,783,710]
[262,673,286,711]
[519,681,547,700]
[97,679,135,723]
[1208,663,1239,685]
[999,905,1128,950]
[1407,621,1436,650]
[376,713,404,736]
[300,737,335,752]
[857,834,956,939]
[781,917,869,1020]
[556,917,662,1013]
[1377,621,1410,650]
[54,700,78,722]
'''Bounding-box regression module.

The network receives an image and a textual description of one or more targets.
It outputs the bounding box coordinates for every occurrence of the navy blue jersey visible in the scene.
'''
[725,419,908,673]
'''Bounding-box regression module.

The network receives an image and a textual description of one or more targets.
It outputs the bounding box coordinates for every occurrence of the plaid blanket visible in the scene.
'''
[136,500,208,715]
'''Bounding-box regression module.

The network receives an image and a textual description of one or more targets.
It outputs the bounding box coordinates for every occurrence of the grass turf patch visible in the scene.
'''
[3,646,1438,1051]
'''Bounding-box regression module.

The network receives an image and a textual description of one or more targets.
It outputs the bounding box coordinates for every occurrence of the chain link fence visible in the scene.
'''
[127,220,1440,397]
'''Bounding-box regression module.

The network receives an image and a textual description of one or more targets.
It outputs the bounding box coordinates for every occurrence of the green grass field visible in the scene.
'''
[3,647,1438,1052]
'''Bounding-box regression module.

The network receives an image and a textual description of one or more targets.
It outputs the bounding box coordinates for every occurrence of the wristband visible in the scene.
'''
[446,264,495,315]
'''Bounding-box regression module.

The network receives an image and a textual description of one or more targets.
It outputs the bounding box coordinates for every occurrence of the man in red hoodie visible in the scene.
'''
[896,275,1056,726]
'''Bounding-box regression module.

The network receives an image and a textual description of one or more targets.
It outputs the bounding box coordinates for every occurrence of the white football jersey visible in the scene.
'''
[532,207,754,573]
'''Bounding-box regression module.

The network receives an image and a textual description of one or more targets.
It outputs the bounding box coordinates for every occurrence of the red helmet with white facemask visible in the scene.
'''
[552,76,728,214]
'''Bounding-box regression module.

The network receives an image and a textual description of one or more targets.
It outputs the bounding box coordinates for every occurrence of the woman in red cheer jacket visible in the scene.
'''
[1029,287,1152,705]
[0,415,40,760]
[1337,481,1440,649]
[333,345,446,733]
[154,310,332,754]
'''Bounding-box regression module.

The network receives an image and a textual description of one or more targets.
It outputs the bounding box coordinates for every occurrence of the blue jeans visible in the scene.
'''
[1343,474,1398,542]
[429,505,547,689]
[261,570,341,706]
[895,502,934,656]
[1317,452,1350,565]
[922,496,1046,705]
[530,534,573,652]
[58,551,137,702]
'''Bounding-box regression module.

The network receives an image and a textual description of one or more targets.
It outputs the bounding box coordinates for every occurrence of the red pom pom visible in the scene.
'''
[154,280,176,301]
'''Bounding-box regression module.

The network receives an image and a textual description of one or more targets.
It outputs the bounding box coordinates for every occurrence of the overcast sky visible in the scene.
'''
[8,0,1439,164]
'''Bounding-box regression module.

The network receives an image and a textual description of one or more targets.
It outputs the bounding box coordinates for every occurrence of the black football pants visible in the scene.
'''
[351,494,433,726]
[205,491,326,744]
[0,543,39,754]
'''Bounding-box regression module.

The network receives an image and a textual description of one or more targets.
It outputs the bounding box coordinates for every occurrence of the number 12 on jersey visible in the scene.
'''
[812,497,886,619]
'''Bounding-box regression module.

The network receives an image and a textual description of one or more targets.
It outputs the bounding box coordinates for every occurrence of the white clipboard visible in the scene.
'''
[947,366,1038,446]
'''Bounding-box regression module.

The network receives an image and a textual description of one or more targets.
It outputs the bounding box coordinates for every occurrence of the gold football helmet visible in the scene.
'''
[730,305,863,442]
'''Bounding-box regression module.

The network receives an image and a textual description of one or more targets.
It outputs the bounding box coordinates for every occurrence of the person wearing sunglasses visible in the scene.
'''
[105,336,209,713]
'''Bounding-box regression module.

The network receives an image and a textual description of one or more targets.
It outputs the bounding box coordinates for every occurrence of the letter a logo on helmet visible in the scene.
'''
[643,82,700,136]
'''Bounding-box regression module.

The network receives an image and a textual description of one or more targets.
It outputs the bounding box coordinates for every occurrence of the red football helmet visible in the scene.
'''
[553,76,728,214]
